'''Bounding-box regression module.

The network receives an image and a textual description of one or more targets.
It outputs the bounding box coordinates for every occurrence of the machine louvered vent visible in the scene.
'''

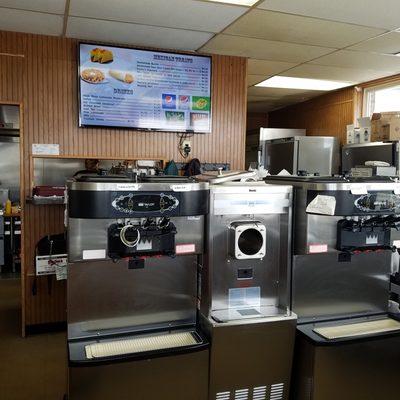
[215,383,283,400]
[270,383,284,400]
[252,386,267,400]
[216,391,230,400]
[234,389,249,400]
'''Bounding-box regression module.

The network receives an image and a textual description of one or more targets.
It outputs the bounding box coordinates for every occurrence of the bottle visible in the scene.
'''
[5,199,12,215]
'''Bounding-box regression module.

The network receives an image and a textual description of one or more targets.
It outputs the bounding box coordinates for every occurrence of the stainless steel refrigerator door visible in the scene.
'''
[203,317,296,400]
[69,349,209,400]
[68,256,198,340]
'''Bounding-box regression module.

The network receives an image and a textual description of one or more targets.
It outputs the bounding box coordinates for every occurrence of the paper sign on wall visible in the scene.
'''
[32,143,60,155]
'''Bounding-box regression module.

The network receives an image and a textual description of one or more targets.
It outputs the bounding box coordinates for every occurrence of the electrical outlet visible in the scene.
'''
[180,140,191,157]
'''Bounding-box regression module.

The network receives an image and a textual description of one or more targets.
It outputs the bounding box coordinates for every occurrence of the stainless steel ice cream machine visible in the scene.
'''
[265,175,400,400]
[66,175,210,400]
[197,178,296,400]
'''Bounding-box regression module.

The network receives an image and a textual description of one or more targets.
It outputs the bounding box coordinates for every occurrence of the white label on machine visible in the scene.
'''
[228,287,261,308]
[351,184,368,195]
[170,184,191,192]
[136,240,152,251]
[176,244,196,254]
[82,249,106,260]
[393,240,400,248]
[35,254,67,276]
[116,183,140,191]
[306,195,336,215]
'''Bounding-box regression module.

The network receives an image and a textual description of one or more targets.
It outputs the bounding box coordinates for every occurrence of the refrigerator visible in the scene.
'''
[259,135,340,176]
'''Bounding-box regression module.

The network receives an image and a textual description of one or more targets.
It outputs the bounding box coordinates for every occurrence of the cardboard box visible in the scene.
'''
[371,112,400,141]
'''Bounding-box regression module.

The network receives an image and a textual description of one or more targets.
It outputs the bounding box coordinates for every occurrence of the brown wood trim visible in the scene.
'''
[358,73,400,89]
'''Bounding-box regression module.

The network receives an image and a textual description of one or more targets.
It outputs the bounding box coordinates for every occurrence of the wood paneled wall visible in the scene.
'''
[246,112,268,132]
[268,87,356,144]
[0,30,247,329]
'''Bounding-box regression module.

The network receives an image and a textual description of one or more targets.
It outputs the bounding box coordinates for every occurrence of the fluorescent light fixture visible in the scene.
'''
[205,0,259,6]
[255,76,353,91]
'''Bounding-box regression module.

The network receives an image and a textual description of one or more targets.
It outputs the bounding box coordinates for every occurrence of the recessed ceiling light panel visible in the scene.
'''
[255,76,353,91]
[205,0,258,6]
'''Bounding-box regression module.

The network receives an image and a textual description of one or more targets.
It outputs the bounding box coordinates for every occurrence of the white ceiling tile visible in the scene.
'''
[248,59,297,75]
[248,74,267,86]
[283,64,394,84]
[0,0,65,14]
[348,32,400,54]
[0,8,63,35]
[258,0,400,30]
[226,9,386,48]
[69,0,247,33]
[309,50,400,72]
[201,34,334,62]
[66,17,214,51]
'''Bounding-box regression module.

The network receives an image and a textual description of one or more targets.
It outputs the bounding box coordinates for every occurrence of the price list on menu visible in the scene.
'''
[79,44,212,132]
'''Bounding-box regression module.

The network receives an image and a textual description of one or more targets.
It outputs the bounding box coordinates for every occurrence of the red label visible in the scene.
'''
[308,244,328,254]
[176,244,196,254]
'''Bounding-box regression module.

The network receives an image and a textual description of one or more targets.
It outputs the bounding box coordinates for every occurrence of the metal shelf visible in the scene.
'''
[26,196,65,205]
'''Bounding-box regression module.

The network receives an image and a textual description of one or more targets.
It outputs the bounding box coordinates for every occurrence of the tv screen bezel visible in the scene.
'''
[77,41,213,134]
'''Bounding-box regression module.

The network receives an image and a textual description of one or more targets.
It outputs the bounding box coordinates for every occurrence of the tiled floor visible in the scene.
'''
[0,278,67,400]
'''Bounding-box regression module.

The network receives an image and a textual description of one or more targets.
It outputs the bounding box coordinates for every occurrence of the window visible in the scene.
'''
[363,81,400,117]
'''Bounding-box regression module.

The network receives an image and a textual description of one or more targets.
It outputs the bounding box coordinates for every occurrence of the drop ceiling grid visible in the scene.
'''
[1,0,400,111]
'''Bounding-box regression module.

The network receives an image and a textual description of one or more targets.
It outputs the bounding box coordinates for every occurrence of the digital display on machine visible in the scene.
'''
[78,43,212,132]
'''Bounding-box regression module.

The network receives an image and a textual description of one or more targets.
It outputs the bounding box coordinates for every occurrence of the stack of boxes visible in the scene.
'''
[371,112,400,141]
[346,112,400,144]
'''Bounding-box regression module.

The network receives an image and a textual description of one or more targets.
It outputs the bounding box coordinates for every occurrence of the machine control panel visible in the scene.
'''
[112,193,179,214]
[355,193,400,213]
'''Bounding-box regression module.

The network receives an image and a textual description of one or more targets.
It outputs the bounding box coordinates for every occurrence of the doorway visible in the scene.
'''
[0,103,22,335]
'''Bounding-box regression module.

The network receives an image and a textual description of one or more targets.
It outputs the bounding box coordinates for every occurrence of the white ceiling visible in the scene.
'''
[1,0,400,113]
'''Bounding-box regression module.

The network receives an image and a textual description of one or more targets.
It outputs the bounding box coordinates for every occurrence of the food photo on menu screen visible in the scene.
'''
[78,43,212,133]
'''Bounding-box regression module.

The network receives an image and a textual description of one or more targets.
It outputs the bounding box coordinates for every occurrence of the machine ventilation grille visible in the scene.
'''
[215,384,283,400]
[269,383,284,400]
[234,388,249,399]
[216,391,230,400]
[253,386,267,400]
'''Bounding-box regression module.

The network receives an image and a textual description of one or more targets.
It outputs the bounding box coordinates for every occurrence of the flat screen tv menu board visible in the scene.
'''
[78,43,212,133]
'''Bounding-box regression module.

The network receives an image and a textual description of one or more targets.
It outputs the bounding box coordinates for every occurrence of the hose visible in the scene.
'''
[119,224,140,248]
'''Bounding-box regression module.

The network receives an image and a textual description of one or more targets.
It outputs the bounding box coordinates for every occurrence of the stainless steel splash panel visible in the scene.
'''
[292,252,392,323]
[68,257,198,340]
